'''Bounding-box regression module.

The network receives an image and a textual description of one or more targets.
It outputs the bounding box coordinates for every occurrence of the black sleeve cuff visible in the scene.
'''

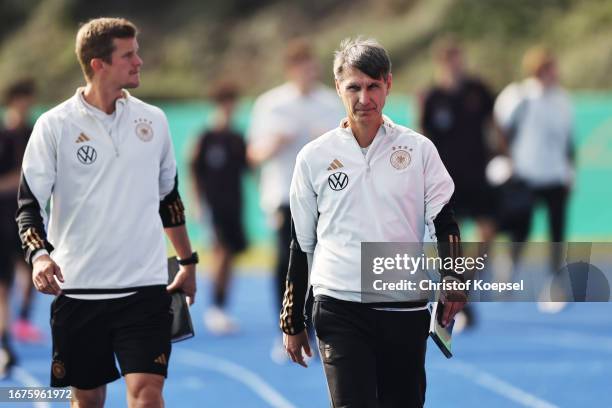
[22,228,55,265]
[16,173,55,265]
[280,219,309,335]
[433,201,464,282]
[160,175,186,227]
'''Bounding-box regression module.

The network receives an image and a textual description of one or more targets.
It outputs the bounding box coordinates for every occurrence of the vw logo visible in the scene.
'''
[328,172,349,191]
[77,145,97,165]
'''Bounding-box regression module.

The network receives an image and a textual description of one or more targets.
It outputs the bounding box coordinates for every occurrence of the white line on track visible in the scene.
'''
[485,314,612,326]
[11,366,51,408]
[176,349,297,408]
[526,328,612,353]
[442,360,559,408]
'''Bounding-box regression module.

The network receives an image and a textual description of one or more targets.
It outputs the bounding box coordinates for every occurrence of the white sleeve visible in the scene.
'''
[494,83,523,132]
[158,112,177,199]
[289,149,318,253]
[422,138,455,241]
[17,115,58,262]
[247,100,299,147]
[21,116,57,225]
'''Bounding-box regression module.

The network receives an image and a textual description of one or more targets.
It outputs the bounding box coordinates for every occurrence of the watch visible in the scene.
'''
[177,252,199,266]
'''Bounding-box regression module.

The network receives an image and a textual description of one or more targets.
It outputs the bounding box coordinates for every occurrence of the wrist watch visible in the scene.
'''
[177,252,199,266]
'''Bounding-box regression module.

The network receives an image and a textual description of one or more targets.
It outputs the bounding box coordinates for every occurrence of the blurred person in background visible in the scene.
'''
[191,80,248,335]
[419,36,497,243]
[419,36,498,329]
[494,46,574,313]
[0,79,43,375]
[247,38,344,363]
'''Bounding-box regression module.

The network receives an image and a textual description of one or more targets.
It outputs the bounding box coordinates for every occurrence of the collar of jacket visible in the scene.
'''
[338,114,396,138]
[73,87,130,117]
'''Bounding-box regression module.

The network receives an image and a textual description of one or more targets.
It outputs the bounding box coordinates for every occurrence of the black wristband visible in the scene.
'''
[177,252,199,266]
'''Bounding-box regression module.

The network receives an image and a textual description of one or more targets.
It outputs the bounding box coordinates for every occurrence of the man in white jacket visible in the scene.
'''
[494,46,574,313]
[16,18,197,408]
[247,39,343,362]
[280,37,466,407]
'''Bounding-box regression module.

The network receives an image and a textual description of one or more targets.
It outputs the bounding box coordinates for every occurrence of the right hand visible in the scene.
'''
[32,255,64,295]
[283,329,312,368]
[166,264,197,306]
[440,288,468,327]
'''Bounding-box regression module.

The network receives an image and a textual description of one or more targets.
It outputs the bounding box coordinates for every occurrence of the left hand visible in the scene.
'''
[440,289,467,327]
[283,330,312,368]
[167,264,197,305]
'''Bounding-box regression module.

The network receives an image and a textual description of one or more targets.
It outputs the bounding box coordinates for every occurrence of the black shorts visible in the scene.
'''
[0,253,14,285]
[50,287,172,389]
[0,203,21,285]
[452,184,498,219]
[210,208,246,253]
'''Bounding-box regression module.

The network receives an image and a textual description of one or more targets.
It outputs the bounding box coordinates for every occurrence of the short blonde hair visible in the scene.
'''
[522,46,555,77]
[284,38,314,68]
[75,17,138,80]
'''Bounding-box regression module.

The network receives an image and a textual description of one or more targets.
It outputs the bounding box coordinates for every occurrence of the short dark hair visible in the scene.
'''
[431,35,462,62]
[333,37,391,81]
[3,78,36,105]
[208,79,240,103]
[75,17,138,80]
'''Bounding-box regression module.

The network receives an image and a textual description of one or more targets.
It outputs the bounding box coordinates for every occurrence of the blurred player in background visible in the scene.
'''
[247,38,344,362]
[419,37,498,328]
[420,37,497,243]
[191,80,248,335]
[494,46,574,312]
[0,79,43,375]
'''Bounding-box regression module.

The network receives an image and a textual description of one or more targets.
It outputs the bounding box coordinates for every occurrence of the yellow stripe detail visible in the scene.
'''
[24,229,35,250]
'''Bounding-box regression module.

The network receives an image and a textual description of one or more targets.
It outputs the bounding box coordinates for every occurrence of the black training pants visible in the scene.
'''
[313,297,430,408]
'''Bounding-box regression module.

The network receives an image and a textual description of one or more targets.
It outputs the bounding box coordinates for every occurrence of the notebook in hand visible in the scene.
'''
[168,257,195,343]
[429,301,454,358]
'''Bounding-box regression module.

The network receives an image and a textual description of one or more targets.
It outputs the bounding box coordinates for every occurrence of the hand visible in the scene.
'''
[32,255,64,295]
[189,200,207,223]
[167,264,197,305]
[283,329,312,368]
[188,201,201,222]
[440,289,468,327]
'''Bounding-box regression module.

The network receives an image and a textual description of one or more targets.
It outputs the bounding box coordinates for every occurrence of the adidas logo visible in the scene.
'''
[327,159,344,171]
[75,133,91,143]
[154,353,168,366]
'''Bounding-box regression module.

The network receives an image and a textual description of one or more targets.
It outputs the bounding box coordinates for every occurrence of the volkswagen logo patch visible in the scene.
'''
[77,145,97,165]
[328,172,349,191]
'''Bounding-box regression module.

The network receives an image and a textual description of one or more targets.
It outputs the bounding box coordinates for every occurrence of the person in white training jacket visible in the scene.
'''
[280,37,467,407]
[247,38,343,362]
[494,45,574,269]
[15,18,197,408]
